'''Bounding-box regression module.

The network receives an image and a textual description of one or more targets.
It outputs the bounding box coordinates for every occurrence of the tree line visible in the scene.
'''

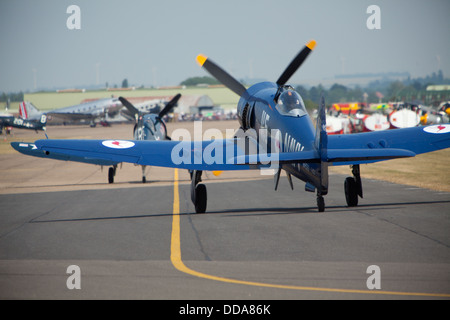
[1,91,24,103]
[180,70,448,109]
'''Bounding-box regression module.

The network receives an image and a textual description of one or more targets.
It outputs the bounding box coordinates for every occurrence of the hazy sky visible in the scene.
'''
[1,0,449,92]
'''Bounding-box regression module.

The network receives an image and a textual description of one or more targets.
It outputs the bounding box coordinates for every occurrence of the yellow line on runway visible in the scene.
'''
[170,169,450,298]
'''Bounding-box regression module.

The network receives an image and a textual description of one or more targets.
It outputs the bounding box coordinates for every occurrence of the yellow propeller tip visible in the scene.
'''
[306,40,317,50]
[212,171,223,177]
[196,54,208,66]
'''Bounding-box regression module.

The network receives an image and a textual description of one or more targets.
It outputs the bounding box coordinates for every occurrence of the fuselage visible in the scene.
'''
[0,114,46,131]
[237,82,323,190]
[51,97,122,117]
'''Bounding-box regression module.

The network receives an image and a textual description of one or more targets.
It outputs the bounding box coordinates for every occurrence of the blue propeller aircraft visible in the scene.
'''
[1,113,47,134]
[11,40,450,213]
[118,94,181,182]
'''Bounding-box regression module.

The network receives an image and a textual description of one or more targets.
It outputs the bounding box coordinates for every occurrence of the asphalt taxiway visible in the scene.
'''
[0,123,449,299]
[0,169,449,299]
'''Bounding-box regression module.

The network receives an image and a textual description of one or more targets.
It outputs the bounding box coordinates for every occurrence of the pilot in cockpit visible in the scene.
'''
[275,89,307,117]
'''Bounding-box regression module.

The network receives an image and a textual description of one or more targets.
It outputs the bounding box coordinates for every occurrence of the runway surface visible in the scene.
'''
[0,168,449,299]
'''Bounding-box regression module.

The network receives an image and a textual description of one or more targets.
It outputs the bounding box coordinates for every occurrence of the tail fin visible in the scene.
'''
[315,94,327,160]
[19,101,28,119]
[19,101,41,120]
[315,94,328,195]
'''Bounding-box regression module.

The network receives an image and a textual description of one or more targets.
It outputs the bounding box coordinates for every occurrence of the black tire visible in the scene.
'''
[317,195,325,212]
[142,176,146,183]
[195,184,207,213]
[345,177,358,207]
[108,167,114,184]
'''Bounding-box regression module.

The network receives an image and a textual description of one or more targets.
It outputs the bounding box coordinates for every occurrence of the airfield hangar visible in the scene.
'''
[125,94,217,115]
[176,95,217,114]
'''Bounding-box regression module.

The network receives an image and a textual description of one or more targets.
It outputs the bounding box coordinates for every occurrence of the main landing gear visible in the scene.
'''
[141,165,147,183]
[190,170,207,213]
[344,164,363,207]
[108,165,117,184]
[108,165,148,184]
[317,193,325,212]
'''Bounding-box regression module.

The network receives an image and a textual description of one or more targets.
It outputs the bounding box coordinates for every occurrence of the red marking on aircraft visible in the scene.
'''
[102,140,135,149]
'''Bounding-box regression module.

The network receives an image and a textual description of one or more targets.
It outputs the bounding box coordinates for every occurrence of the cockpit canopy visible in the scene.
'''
[143,114,156,131]
[139,113,166,140]
[275,90,307,117]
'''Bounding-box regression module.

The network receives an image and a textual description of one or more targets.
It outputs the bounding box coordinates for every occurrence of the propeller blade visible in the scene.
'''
[196,54,247,97]
[276,40,316,86]
[118,97,139,121]
[158,93,181,118]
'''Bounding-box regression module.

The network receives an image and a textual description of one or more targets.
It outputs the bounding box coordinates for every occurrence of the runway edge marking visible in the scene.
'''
[170,169,450,298]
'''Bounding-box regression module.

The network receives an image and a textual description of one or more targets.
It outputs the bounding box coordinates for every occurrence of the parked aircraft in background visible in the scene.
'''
[19,98,123,127]
[388,102,421,129]
[0,112,47,134]
[419,102,450,125]
[118,94,181,183]
[10,94,181,184]
[326,101,449,134]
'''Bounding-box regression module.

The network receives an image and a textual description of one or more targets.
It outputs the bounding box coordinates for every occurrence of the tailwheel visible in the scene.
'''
[344,177,358,207]
[317,194,325,212]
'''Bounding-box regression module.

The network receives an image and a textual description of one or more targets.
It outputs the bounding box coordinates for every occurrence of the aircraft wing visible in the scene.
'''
[11,124,450,170]
[11,142,120,166]
[14,138,326,171]
[327,124,450,165]
[26,139,251,171]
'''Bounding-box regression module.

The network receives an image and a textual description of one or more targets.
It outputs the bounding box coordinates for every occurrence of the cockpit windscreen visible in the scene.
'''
[275,90,307,117]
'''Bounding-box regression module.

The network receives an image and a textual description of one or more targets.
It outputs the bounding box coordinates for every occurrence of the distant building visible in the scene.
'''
[394,85,450,106]
[120,94,219,115]
[176,95,218,114]
[425,85,450,106]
